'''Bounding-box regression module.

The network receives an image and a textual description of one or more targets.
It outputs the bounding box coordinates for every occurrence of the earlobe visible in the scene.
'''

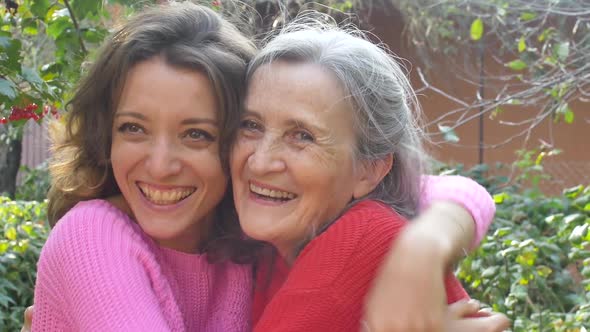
[352,154,394,199]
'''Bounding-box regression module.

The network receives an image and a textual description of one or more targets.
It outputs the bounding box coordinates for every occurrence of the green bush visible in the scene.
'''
[0,197,48,331]
[457,184,590,331]
[15,162,51,202]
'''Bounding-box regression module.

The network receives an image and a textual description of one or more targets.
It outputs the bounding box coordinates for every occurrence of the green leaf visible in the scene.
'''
[5,227,17,241]
[564,185,584,198]
[470,18,484,41]
[570,224,588,244]
[518,36,526,53]
[538,28,555,42]
[71,0,102,19]
[536,265,552,278]
[30,0,50,18]
[554,42,570,62]
[564,108,574,124]
[520,12,537,21]
[564,213,585,224]
[47,16,72,39]
[438,124,460,143]
[493,193,510,204]
[506,59,528,71]
[0,78,17,99]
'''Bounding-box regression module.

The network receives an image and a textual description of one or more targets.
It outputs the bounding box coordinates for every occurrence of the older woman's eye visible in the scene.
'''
[118,122,144,134]
[292,130,314,142]
[240,119,262,132]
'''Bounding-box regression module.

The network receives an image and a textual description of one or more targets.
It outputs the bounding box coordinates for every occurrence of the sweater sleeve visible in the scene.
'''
[254,201,468,332]
[32,200,184,332]
[419,175,495,248]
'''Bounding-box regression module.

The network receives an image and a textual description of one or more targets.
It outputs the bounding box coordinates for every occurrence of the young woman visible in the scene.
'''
[28,2,505,331]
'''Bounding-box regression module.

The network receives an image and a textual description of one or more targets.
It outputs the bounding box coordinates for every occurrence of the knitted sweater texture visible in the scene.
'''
[32,199,252,332]
[253,200,469,332]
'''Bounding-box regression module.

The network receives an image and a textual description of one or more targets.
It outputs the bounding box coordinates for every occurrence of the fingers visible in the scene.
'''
[21,306,33,332]
[449,313,511,332]
[447,299,480,318]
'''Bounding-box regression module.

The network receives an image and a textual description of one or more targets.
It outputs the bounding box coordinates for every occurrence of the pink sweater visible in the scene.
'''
[420,175,495,248]
[32,175,493,331]
[32,199,252,332]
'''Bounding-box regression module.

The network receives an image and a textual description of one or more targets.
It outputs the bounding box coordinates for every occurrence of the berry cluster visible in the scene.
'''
[0,104,59,124]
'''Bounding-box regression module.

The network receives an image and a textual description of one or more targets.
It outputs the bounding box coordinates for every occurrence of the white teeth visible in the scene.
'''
[138,183,195,205]
[249,183,296,200]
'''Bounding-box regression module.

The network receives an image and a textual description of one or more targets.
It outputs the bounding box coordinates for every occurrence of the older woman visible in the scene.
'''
[231,20,510,332]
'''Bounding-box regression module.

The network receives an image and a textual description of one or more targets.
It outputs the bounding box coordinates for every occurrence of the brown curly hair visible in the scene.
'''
[47,1,259,262]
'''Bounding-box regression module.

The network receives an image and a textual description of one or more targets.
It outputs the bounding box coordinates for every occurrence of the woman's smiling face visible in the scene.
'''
[231,61,371,257]
[111,57,227,253]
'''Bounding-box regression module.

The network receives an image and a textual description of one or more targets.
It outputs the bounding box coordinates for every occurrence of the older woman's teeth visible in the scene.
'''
[138,183,195,205]
[250,183,296,200]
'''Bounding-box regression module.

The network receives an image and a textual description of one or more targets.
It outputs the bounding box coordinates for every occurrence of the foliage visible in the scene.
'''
[15,162,50,202]
[0,197,48,331]
[395,0,588,144]
[457,183,590,332]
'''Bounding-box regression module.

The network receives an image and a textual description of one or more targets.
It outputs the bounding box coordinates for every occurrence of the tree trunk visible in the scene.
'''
[0,127,22,198]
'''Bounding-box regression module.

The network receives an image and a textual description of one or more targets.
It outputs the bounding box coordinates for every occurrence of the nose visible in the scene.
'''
[145,138,182,180]
[246,135,286,175]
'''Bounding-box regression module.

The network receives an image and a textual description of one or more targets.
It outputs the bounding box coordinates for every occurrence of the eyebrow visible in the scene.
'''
[114,112,217,126]
[243,110,329,134]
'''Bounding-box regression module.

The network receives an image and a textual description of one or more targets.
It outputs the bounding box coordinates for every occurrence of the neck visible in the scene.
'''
[158,214,214,254]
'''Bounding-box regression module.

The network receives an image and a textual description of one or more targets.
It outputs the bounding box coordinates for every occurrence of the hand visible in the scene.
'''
[446,301,511,332]
[21,306,33,332]
[363,222,450,332]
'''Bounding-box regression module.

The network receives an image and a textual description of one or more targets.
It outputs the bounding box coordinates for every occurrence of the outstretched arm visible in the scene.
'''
[363,174,498,332]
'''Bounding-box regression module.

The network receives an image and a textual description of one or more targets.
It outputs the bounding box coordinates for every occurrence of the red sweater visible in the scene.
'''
[252,200,469,332]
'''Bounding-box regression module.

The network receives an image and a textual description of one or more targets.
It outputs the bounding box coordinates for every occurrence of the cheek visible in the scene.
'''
[229,139,253,177]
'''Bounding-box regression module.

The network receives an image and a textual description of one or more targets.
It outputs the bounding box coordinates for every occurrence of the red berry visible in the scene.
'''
[0,118,7,124]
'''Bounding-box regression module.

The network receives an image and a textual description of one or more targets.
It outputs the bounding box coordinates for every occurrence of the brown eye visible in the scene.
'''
[183,129,215,141]
[118,123,144,134]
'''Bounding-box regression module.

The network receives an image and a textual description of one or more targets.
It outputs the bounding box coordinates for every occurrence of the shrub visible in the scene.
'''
[0,197,48,331]
[15,162,50,202]
[457,183,590,331]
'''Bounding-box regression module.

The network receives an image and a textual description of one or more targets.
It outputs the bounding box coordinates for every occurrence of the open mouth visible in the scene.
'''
[137,182,196,206]
[249,182,297,203]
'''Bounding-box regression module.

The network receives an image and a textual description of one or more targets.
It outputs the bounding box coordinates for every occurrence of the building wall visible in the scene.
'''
[367,7,589,193]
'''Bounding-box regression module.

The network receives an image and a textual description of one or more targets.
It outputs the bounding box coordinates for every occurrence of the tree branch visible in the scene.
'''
[63,0,87,55]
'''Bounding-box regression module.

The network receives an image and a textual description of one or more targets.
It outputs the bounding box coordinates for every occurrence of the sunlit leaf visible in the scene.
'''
[518,36,526,53]
[470,18,484,41]
[506,59,528,71]
[520,12,537,21]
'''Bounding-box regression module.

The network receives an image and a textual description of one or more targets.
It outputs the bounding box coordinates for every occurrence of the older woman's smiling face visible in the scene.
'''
[231,61,375,258]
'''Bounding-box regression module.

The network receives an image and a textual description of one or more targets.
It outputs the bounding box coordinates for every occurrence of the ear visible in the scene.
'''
[352,154,394,199]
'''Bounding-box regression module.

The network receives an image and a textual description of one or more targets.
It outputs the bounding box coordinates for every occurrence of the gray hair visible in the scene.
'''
[246,16,429,219]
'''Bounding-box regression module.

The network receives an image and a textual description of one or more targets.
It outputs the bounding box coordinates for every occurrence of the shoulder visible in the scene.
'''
[39,199,152,276]
[288,200,407,288]
[51,199,142,243]
[324,200,408,243]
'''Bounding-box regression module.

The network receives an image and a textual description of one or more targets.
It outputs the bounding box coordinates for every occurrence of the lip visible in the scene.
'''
[135,181,196,212]
[247,180,297,206]
[249,179,294,194]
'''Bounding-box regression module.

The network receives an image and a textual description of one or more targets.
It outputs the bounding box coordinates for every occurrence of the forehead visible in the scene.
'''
[116,57,219,119]
[245,61,349,114]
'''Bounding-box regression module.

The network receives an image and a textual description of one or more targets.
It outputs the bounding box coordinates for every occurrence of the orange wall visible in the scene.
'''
[366,8,589,191]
